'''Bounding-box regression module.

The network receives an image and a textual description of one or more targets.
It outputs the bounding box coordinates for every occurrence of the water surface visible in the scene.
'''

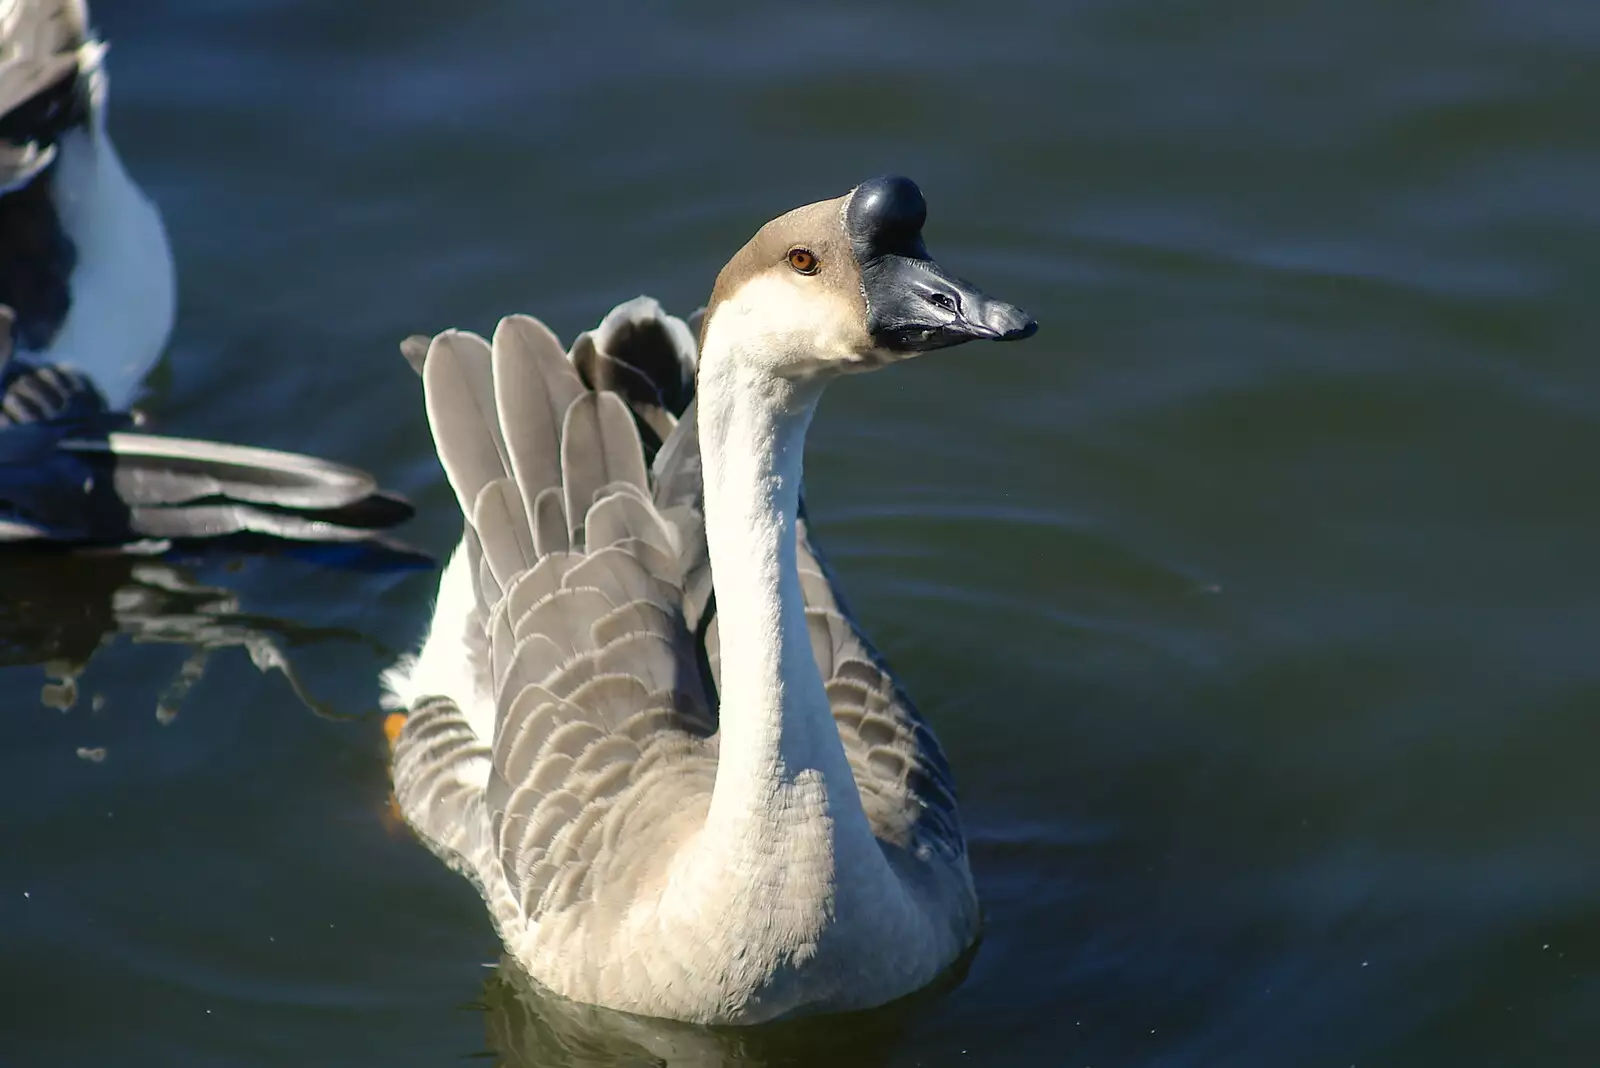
[2,1,1596,1064]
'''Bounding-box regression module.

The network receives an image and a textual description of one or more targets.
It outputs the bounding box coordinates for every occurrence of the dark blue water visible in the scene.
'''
[2,1,1596,1064]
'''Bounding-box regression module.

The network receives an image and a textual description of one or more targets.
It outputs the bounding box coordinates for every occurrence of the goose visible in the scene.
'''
[0,0,424,559]
[384,176,1036,1024]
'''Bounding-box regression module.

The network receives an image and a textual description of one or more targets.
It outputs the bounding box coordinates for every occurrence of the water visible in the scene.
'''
[3,1,1597,1064]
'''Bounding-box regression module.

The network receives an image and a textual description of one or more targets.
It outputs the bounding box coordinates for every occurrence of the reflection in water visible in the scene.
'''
[478,955,972,1068]
[0,551,392,721]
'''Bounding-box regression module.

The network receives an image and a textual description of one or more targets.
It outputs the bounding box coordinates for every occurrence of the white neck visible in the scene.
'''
[682,318,893,919]
[643,285,918,1018]
[696,355,866,837]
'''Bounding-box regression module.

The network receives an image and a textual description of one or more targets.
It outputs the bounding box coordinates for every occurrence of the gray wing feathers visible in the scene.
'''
[559,392,648,548]
[473,479,535,591]
[531,487,570,556]
[389,696,522,935]
[424,330,509,525]
[490,488,714,919]
[401,311,715,933]
[792,522,965,860]
[492,315,582,533]
[84,432,398,512]
[392,695,492,872]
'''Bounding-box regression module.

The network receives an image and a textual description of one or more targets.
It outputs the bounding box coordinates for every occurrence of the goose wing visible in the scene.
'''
[391,314,717,934]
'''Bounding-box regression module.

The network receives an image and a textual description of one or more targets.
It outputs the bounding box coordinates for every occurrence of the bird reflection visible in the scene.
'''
[0,550,400,720]
[474,953,972,1068]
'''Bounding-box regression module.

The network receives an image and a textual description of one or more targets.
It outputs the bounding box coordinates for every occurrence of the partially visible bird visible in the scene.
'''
[0,0,423,562]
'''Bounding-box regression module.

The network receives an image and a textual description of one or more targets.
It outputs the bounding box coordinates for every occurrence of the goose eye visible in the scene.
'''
[787,248,819,275]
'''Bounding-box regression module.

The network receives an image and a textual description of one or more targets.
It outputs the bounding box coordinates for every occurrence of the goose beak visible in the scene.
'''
[845,175,1038,355]
[863,254,1038,353]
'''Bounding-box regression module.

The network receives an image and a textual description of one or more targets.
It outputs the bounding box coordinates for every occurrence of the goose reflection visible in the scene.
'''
[0,550,400,720]
[475,953,973,1068]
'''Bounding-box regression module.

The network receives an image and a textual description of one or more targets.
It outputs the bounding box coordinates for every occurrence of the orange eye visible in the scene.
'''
[787,247,819,274]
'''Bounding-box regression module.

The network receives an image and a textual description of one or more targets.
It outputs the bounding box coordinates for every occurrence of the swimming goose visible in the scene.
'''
[385,176,1036,1024]
[0,0,424,558]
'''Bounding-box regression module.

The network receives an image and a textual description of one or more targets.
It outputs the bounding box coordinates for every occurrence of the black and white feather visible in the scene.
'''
[0,4,422,561]
[0,305,425,557]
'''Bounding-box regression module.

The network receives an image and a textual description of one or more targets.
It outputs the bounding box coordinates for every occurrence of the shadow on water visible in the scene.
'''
[477,951,977,1068]
[0,549,402,722]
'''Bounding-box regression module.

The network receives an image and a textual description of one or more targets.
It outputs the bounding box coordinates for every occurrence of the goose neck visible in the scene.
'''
[696,356,845,821]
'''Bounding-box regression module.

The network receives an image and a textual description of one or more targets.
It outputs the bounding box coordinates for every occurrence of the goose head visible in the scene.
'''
[698,175,1036,381]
